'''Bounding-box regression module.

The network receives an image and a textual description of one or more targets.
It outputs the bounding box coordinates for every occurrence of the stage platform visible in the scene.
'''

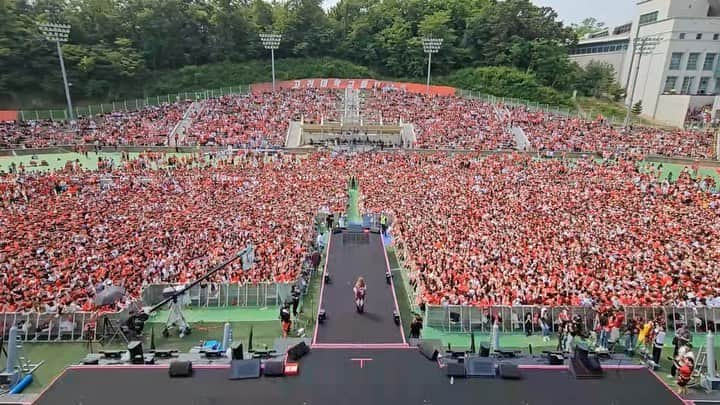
[35,348,684,405]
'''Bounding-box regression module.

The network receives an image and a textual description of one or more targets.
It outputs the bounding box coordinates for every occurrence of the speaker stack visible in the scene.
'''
[287,341,310,361]
[570,345,603,379]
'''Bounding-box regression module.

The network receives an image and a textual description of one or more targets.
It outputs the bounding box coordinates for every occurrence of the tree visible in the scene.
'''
[465,0,576,66]
[631,100,643,116]
[571,17,605,38]
[575,61,617,97]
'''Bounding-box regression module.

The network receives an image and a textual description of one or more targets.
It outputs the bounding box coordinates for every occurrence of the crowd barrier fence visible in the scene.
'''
[141,282,286,309]
[424,304,720,336]
[0,310,127,343]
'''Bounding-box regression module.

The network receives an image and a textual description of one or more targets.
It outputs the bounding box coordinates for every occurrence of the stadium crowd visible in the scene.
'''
[354,153,720,309]
[0,152,346,313]
[0,102,189,149]
[1,151,719,314]
[3,89,715,159]
[510,107,715,159]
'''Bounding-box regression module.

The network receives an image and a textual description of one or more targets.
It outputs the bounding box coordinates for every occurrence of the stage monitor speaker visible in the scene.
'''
[479,343,490,357]
[287,341,310,361]
[169,360,193,378]
[128,340,144,364]
[499,363,522,380]
[419,340,440,361]
[229,359,261,380]
[263,359,285,376]
[465,358,496,378]
[548,353,564,365]
[231,341,244,360]
[446,362,466,378]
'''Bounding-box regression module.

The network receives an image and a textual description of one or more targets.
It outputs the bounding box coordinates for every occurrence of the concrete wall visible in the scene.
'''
[570,51,628,82]
[652,94,716,126]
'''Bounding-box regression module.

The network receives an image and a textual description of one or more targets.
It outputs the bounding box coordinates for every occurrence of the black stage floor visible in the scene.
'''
[36,349,683,405]
[313,232,404,344]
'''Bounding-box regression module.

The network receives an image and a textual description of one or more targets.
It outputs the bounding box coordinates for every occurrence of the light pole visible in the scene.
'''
[422,37,443,95]
[259,32,282,92]
[624,36,660,129]
[39,22,74,121]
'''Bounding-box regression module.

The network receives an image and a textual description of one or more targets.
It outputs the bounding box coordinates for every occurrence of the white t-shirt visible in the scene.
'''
[655,331,666,347]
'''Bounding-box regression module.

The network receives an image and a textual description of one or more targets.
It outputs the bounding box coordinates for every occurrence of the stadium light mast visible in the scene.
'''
[422,37,443,95]
[624,35,660,129]
[259,32,282,92]
[39,22,74,121]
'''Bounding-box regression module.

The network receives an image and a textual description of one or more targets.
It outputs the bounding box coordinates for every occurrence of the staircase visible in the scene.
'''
[342,88,362,125]
[168,101,201,147]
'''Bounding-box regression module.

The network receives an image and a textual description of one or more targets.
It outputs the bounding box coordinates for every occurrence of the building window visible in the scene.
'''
[639,11,659,26]
[669,53,683,70]
[715,34,720,40]
[704,53,717,71]
[687,53,700,70]
[613,24,632,35]
[715,79,720,94]
[679,33,686,39]
[664,76,678,92]
[698,77,710,94]
[680,76,695,94]
[696,33,703,40]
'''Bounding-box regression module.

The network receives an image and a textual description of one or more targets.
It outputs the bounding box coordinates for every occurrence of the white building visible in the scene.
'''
[569,0,720,127]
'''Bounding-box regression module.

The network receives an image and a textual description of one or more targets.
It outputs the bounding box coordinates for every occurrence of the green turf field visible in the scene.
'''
[0,151,194,173]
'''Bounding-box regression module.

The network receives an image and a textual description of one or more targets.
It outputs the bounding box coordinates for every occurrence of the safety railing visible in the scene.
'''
[19,85,251,122]
[456,89,627,126]
[424,304,720,335]
[0,311,126,343]
[141,282,286,308]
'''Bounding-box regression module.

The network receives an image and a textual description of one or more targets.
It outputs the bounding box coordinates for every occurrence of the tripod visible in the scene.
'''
[98,316,129,346]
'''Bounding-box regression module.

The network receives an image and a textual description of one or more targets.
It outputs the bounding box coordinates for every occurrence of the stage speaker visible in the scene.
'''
[499,364,522,380]
[229,359,261,380]
[128,341,144,364]
[446,362,466,378]
[287,341,310,361]
[169,360,193,378]
[548,353,564,365]
[479,343,490,357]
[465,358,496,378]
[418,340,440,361]
[231,341,244,360]
[263,359,285,376]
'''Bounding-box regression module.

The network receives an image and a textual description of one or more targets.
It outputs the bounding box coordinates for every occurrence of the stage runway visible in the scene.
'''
[313,231,404,345]
[36,349,683,405]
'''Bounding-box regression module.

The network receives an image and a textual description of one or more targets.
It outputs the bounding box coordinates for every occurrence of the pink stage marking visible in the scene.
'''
[311,343,412,349]
[312,232,333,345]
[350,358,373,368]
[381,233,407,345]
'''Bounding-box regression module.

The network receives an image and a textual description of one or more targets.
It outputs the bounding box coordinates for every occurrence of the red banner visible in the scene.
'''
[250,78,456,96]
[0,111,18,121]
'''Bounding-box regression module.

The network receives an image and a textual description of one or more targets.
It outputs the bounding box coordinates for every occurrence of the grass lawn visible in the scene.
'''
[0,151,193,173]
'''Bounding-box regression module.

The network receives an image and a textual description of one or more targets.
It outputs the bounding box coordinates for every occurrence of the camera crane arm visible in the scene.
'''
[146,248,249,315]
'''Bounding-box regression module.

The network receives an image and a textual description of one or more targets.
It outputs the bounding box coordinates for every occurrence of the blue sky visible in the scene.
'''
[321,0,637,27]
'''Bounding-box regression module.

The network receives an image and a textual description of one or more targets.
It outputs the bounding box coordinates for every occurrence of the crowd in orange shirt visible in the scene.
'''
[510,107,715,159]
[2,151,718,314]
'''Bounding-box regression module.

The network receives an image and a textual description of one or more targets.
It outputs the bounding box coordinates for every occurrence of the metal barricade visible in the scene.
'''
[424,304,720,335]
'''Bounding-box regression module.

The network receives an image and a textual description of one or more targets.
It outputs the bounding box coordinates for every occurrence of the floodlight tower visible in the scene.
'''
[624,36,661,129]
[422,37,443,95]
[39,22,74,121]
[259,32,283,92]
